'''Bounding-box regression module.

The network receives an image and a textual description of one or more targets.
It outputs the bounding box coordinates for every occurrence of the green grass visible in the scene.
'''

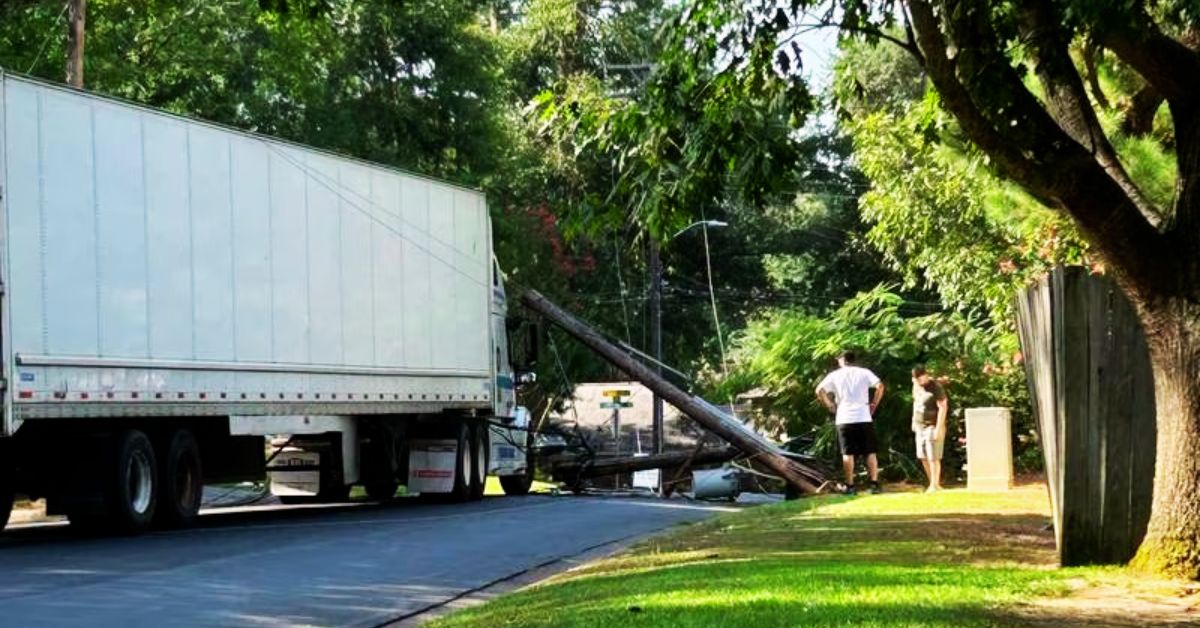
[431,485,1133,627]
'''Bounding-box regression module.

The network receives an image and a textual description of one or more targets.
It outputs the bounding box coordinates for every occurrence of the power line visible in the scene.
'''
[26,2,71,75]
[263,143,487,288]
[612,238,633,345]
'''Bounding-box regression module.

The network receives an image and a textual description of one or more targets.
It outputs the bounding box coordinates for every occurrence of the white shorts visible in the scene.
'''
[915,426,944,460]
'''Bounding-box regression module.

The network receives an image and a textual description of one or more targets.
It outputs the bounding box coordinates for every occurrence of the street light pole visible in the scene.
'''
[649,219,727,466]
[649,239,663,457]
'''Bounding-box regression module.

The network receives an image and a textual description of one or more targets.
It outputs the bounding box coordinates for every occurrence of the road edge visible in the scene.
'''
[379,533,647,627]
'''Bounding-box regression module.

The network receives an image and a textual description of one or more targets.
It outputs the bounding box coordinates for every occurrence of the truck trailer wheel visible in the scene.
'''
[0,462,14,531]
[448,422,472,503]
[469,422,488,501]
[156,430,203,528]
[498,469,533,496]
[71,430,158,534]
[365,481,399,501]
[498,427,535,496]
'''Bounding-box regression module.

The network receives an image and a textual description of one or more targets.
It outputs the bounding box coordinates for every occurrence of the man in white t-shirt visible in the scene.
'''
[816,351,886,495]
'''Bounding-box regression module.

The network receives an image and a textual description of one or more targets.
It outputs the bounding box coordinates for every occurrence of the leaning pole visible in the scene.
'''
[521,290,824,494]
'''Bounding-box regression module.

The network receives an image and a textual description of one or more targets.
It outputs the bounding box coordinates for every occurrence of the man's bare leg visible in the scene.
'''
[930,459,942,490]
[866,453,879,482]
[842,455,855,486]
[920,458,932,485]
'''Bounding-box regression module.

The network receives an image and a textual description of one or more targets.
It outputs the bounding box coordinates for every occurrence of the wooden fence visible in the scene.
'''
[1016,267,1156,565]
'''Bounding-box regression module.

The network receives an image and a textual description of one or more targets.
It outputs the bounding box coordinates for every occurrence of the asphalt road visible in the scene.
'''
[0,496,730,628]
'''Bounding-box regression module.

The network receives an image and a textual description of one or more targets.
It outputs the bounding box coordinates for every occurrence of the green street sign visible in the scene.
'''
[599,401,634,409]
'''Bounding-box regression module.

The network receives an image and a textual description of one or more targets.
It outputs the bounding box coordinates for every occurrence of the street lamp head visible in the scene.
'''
[671,220,729,240]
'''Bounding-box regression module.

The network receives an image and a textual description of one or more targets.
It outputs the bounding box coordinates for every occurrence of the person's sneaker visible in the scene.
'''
[869,481,883,494]
[925,485,938,494]
[843,485,857,496]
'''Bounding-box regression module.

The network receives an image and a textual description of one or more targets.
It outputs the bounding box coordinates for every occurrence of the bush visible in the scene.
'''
[715,285,1038,482]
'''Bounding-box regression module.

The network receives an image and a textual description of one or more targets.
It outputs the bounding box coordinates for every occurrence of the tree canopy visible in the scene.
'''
[626,0,1200,579]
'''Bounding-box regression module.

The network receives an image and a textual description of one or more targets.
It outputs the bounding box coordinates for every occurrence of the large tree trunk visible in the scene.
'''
[1132,299,1200,579]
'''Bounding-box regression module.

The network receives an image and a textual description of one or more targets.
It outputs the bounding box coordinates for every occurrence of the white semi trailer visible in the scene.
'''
[0,72,535,533]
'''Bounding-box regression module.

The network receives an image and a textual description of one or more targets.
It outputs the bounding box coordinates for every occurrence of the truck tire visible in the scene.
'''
[72,430,158,534]
[319,483,352,503]
[156,430,203,528]
[448,422,472,503]
[498,426,535,496]
[469,422,488,501]
[498,470,533,496]
[0,463,14,531]
[365,481,399,501]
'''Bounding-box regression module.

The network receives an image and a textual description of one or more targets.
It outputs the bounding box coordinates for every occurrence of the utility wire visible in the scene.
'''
[263,143,487,288]
[26,2,70,75]
[613,238,633,345]
[699,214,738,416]
[547,328,582,426]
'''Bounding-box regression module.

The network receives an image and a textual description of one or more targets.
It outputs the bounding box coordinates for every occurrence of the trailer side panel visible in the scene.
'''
[1,76,492,431]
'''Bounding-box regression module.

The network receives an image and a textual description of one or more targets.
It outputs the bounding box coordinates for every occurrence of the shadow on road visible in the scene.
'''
[0,494,550,547]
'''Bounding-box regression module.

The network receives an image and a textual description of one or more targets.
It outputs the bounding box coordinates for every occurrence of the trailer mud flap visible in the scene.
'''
[407,439,457,494]
[268,450,321,497]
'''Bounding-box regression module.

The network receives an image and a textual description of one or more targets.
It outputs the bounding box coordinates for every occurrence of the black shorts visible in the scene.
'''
[837,422,878,456]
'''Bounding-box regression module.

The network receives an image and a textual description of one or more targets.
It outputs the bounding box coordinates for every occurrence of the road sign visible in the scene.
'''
[599,401,634,409]
[602,389,631,398]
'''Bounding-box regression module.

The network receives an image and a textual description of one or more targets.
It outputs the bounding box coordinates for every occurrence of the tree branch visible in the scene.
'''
[1095,11,1200,109]
[1094,8,1200,239]
[906,0,1164,290]
[798,21,923,64]
[1081,41,1109,110]
[1122,84,1164,138]
[1015,0,1162,228]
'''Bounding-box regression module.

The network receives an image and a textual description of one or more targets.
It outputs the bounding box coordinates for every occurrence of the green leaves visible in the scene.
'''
[524,0,814,242]
[0,0,504,182]
[848,95,1089,327]
[718,284,1029,476]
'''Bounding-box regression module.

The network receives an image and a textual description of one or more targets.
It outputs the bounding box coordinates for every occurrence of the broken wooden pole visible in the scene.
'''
[552,446,739,480]
[663,441,709,497]
[522,290,825,494]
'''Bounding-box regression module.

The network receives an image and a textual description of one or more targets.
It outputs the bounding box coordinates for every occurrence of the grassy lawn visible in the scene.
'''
[431,484,1192,627]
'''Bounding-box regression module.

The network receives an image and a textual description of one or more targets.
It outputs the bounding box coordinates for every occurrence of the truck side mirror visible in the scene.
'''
[506,317,541,371]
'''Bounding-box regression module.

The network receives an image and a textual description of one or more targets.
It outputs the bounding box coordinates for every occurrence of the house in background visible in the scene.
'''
[550,382,770,458]
[550,382,714,458]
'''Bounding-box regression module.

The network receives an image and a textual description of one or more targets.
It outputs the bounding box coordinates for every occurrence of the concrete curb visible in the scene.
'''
[381,534,647,627]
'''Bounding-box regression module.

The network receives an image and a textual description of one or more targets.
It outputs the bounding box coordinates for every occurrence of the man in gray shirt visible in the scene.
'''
[911,364,949,492]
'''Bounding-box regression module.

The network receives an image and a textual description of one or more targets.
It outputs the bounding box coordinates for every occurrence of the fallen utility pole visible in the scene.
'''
[522,290,825,494]
[663,442,712,497]
[551,446,739,482]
